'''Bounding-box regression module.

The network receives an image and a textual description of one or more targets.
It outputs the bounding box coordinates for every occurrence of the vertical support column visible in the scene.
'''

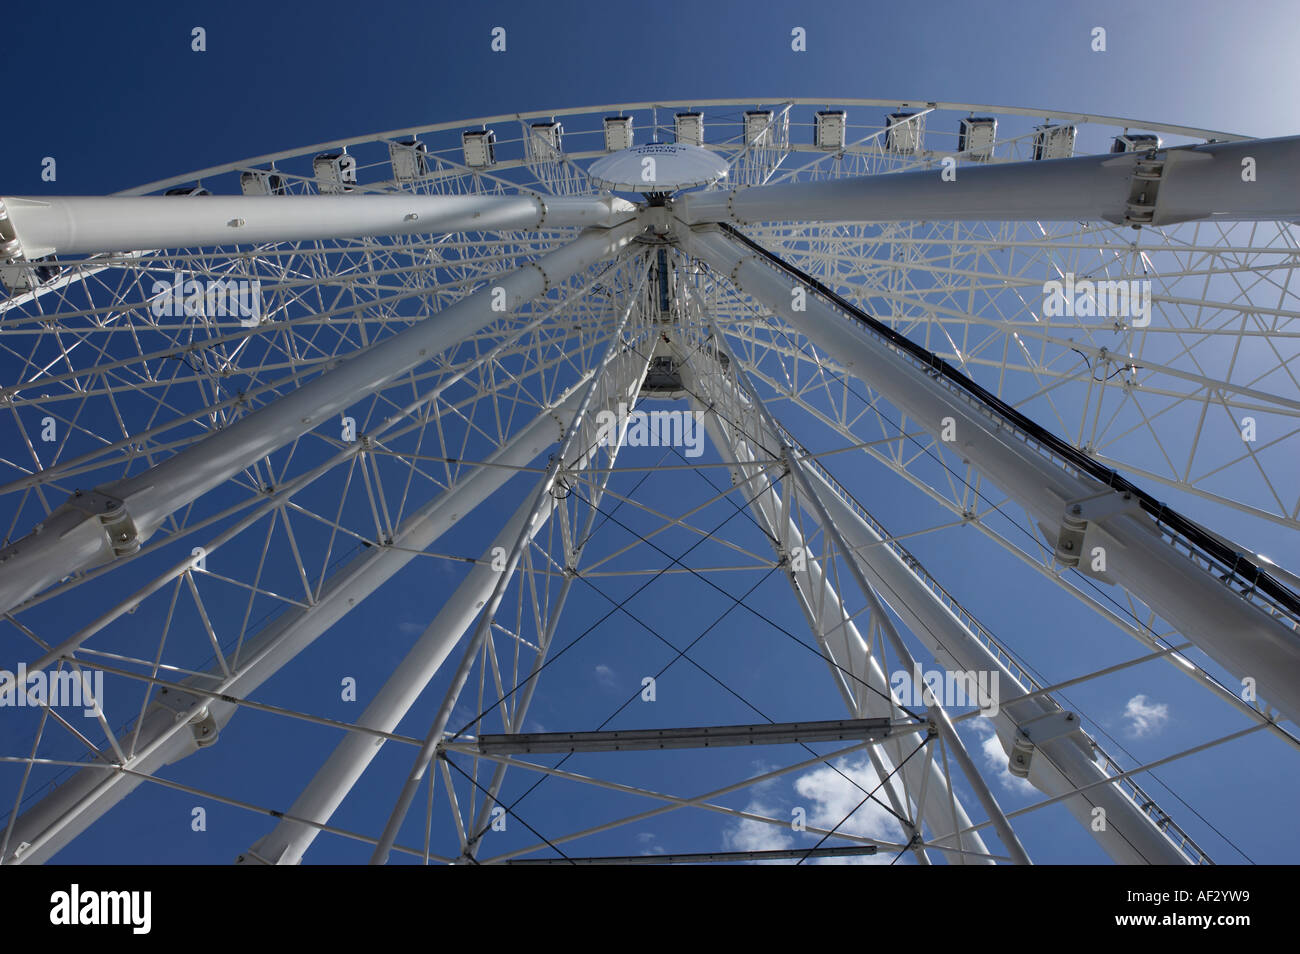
[686,320,1031,864]
[368,261,654,863]
[676,336,992,864]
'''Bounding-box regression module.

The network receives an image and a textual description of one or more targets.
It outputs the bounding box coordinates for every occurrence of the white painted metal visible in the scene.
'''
[1,385,594,865]
[241,259,652,865]
[763,409,1033,865]
[0,221,642,615]
[682,225,1300,727]
[367,279,654,863]
[588,143,729,193]
[0,194,636,259]
[678,136,1300,225]
[5,100,1297,866]
[678,345,993,864]
[683,323,1030,862]
[792,433,1195,863]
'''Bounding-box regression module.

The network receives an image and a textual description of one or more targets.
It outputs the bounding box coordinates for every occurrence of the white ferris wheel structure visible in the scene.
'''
[1,98,1298,865]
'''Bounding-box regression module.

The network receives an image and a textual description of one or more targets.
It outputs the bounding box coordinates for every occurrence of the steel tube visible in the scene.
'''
[0,194,636,258]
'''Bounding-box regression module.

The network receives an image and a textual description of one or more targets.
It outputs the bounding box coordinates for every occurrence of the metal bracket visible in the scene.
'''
[549,470,574,499]
[1018,709,1083,745]
[0,198,26,262]
[64,489,124,519]
[66,489,141,556]
[1122,154,1165,227]
[154,686,220,748]
[640,205,673,238]
[1007,710,1085,777]
[1067,489,1142,524]
[1053,489,1141,574]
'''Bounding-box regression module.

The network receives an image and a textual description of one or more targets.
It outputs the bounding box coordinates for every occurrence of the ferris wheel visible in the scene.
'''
[1,99,1297,865]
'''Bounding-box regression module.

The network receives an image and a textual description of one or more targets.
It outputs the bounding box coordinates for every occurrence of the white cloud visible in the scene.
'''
[593,663,617,689]
[721,796,795,856]
[968,720,1035,794]
[1123,694,1169,737]
[721,757,905,864]
[792,757,905,864]
[635,832,665,856]
[980,732,1037,794]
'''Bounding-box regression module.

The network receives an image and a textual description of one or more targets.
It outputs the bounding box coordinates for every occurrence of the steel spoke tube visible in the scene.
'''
[676,136,1300,226]
[796,442,1194,864]
[682,362,987,863]
[242,480,556,864]
[0,193,637,259]
[460,292,655,857]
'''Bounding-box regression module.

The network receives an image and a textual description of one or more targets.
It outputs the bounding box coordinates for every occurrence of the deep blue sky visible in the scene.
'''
[3,0,1299,193]
[3,0,1298,865]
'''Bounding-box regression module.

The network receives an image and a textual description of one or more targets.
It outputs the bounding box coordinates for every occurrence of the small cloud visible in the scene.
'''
[980,732,1037,794]
[1123,694,1169,737]
[636,832,665,856]
[594,663,617,689]
[397,621,425,636]
[746,761,783,795]
[721,796,795,857]
[968,720,1035,794]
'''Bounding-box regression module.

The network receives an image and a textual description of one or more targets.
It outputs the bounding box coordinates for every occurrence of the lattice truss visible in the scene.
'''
[745,218,1300,529]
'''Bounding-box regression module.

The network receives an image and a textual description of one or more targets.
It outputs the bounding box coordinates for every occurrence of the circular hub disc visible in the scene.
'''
[587,142,728,193]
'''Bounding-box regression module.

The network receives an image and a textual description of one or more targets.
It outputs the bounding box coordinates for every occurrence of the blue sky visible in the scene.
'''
[2,0,1298,865]
[4,0,1299,195]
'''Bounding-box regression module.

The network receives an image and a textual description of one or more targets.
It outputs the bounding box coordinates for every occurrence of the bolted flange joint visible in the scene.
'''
[67,489,141,557]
